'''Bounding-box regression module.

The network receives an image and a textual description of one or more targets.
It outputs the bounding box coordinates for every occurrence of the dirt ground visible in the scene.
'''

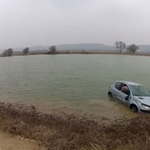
[0,131,46,150]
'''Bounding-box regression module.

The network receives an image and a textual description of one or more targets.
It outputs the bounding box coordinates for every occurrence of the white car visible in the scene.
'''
[108,81,150,113]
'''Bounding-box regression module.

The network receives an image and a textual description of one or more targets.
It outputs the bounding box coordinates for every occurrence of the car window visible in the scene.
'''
[115,82,122,90]
[121,84,130,95]
[129,85,150,96]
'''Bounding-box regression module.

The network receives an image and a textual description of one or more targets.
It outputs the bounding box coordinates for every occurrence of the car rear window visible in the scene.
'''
[115,82,122,90]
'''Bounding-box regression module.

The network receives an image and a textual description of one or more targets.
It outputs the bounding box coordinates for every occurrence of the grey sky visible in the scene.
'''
[0,0,150,49]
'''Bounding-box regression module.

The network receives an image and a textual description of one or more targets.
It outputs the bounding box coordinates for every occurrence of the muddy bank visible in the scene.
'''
[0,131,45,150]
[0,102,150,150]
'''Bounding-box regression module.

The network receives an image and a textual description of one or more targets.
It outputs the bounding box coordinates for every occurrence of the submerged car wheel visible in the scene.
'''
[108,92,113,98]
[130,105,138,113]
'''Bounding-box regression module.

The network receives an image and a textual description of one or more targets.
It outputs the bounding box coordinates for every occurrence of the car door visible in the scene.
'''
[119,85,131,103]
[119,91,128,103]
[113,82,123,101]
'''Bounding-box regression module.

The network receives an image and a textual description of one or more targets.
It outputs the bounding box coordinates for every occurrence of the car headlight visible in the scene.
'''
[141,104,150,110]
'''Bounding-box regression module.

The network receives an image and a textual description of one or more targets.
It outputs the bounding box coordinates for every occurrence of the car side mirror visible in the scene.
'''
[125,95,129,100]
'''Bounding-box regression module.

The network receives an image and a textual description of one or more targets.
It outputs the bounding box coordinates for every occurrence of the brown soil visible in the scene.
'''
[0,102,150,150]
[0,131,45,150]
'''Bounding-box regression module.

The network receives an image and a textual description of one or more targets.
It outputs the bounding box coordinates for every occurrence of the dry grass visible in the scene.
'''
[0,102,150,150]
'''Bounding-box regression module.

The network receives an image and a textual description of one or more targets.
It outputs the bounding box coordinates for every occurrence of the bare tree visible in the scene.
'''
[115,41,126,53]
[115,41,119,48]
[123,43,126,49]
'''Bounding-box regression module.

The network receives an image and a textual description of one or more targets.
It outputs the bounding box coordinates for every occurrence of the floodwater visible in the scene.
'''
[0,54,149,118]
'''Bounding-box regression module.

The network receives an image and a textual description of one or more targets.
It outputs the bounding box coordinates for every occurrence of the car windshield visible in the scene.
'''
[129,85,150,97]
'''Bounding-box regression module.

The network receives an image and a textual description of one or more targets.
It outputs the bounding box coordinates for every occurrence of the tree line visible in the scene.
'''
[115,41,139,53]
[1,45,57,57]
[1,43,140,57]
[2,47,30,57]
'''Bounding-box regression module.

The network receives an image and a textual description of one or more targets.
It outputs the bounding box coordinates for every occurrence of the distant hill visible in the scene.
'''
[56,43,117,51]
[13,43,117,52]
[138,45,150,53]
[1,43,150,53]
[13,45,49,51]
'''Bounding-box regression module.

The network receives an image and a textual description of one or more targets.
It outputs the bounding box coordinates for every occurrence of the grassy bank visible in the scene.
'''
[0,102,150,150]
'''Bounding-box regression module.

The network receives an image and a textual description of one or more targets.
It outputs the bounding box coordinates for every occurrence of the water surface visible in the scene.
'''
[0,54,149,118]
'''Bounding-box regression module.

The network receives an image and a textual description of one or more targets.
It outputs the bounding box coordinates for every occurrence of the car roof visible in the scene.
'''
[116,80,141,86]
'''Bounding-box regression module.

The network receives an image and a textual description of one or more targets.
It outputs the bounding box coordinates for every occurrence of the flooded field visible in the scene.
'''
[0,54,149,118]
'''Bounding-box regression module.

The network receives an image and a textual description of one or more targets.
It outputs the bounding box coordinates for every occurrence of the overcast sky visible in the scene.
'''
[0,0,150,49]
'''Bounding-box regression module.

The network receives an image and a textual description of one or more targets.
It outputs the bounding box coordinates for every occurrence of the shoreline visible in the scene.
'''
[1,51,150,57]
[0,102,150,150]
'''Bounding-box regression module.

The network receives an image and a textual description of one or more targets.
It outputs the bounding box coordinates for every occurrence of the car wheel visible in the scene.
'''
[130,105,138,113]
[108,92,113,98]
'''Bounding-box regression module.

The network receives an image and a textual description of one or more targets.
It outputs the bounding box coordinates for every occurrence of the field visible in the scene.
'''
[0,53,149,149]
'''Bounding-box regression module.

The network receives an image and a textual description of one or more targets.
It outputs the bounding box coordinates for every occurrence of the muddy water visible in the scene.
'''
[0,54,149,118]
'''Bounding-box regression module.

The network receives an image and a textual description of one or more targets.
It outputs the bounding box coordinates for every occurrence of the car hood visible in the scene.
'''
[136,96,150,106]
